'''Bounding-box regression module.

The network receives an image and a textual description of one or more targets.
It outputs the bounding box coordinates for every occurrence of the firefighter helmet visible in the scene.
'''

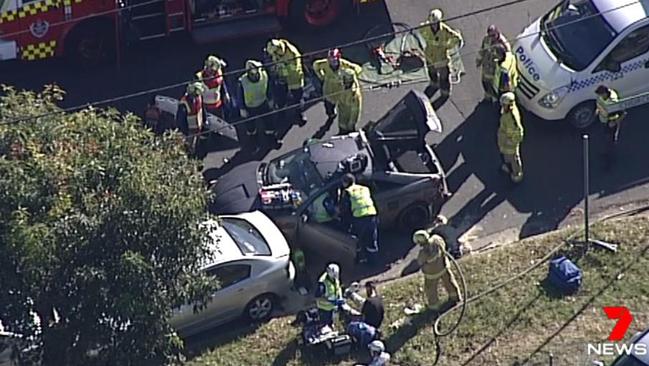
[428,9,443,23]
[205,55,225,71]
[500,92,516,106]
[266,39,285,55]
[413,230,430,245]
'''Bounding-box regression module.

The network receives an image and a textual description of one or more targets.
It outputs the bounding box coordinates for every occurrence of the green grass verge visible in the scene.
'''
[187,216,649,366]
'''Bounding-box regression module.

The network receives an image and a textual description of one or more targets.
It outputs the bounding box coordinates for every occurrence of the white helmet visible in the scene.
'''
[500,92,516,106]
[326,263,340,280]
[428,9,443,23]
[368,340,385,353]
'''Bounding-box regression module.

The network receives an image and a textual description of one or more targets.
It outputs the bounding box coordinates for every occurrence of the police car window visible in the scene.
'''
[205,264,251,289]
[608,26,649,64]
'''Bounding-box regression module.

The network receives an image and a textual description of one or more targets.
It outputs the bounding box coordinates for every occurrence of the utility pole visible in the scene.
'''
[582,134,617,253]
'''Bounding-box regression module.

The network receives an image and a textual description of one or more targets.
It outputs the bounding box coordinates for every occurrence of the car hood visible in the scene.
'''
[209,161,261,215]
[364,90,442,145]
[513,19,572,91]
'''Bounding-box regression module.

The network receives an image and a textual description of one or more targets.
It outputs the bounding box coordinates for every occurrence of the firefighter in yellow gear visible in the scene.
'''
[414,230,461,311]
[178,82,206,156]
[195,55,230,117]
[492,44,519,101]
[419,9,463,98]
[266,39,307,126]
[476,25,511,101]
[498,92,524,183]
[312,48,363,119]
[337,68,363,135]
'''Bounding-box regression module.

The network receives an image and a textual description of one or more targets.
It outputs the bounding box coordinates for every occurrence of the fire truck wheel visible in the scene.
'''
[289,0,343,29]
[66,21,116,67]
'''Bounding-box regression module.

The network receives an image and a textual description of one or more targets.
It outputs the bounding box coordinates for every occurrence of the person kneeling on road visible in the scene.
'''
[414,230,462,313]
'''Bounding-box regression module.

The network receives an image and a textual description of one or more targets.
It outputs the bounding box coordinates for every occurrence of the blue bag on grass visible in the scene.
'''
[548,256,582,294]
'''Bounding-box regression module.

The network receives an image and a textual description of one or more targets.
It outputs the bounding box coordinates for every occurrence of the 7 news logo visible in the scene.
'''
[587,306,647,356]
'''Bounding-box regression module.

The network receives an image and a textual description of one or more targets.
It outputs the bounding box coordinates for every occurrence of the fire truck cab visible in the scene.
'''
[0,0,373,64]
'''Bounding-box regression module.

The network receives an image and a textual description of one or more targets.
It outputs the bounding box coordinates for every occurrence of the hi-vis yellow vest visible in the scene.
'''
[239,70,268,108]
[316,272,342,311]
[493,52,519,93]
[312,194,333,223]
[346,184,377,218]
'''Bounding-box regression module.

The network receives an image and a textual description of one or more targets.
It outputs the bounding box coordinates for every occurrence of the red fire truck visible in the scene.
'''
[0,0,375,64]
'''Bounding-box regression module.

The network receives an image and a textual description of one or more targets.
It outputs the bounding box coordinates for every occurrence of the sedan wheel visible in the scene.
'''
[398,203,431,232]
[245,294,275,322]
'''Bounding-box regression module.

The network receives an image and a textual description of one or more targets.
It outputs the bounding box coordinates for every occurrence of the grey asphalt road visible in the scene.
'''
[3,0,649,279]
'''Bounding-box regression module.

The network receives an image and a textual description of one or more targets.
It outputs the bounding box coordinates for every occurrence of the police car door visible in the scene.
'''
[593,24,649,97]
[17,0,63,61]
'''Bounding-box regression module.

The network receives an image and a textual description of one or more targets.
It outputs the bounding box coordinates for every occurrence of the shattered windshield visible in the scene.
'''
[265,149,324,195]
[541,0,616,71]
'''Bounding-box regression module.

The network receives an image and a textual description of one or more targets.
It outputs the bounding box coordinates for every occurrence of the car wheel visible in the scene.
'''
[65,21,115,67]
[568,100,597,130]
[245,294,275,322]
[398,203,431,232]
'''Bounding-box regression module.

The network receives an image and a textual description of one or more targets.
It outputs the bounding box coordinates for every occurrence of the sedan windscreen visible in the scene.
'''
[265,151,324,195]
[221,218,272,256]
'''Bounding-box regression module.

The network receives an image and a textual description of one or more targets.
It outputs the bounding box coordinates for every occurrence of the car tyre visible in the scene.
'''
[398,202,432,232]
[244,294,275,322]
[568,100,597,130]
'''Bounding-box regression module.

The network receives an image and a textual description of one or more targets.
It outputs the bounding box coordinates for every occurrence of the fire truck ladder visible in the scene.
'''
[128,0,168,40]
[601,90,649,115]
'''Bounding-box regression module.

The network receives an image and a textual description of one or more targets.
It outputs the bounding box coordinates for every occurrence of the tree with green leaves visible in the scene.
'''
[0,86,218,365]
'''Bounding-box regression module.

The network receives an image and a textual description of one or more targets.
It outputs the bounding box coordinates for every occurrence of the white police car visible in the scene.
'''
[514,0,649,128]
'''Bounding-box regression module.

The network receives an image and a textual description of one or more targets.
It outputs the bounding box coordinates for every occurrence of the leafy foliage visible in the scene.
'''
[0,86,218,365]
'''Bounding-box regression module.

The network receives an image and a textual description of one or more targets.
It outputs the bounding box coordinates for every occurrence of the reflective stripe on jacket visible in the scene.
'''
[493,52,519,93]
[316,272,342,311]
[239,70,269,108]
[270,39,305,89]
[179,95,204,131]
[196,69,224,108]
[419,22,463,67]
[345,184,377,218]
[498,104,524,155]
[312,58,363,103]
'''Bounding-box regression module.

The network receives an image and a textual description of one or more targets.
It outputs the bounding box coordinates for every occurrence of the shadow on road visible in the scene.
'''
[436,100,649,242]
